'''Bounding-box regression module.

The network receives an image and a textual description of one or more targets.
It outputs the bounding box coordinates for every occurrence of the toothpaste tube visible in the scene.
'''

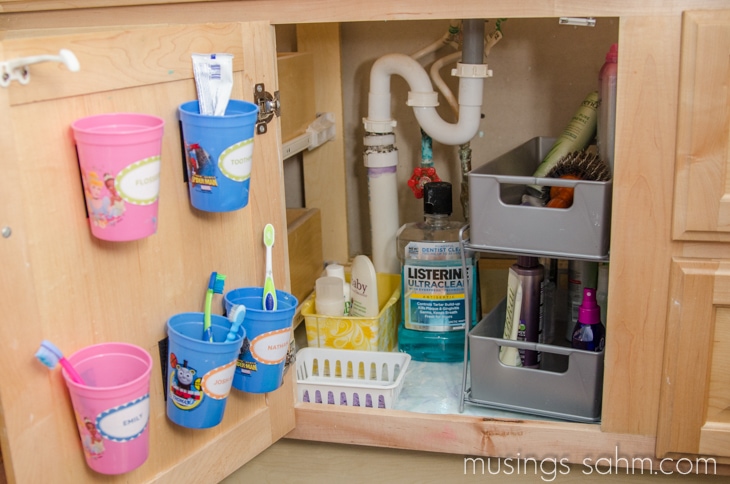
[191,53,234,116]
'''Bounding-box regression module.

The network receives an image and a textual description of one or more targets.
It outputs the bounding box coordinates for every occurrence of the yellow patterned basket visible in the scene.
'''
[302,273,401,352]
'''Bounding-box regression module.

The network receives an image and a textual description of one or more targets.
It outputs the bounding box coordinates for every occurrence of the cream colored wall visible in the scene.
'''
[339,18,618,256]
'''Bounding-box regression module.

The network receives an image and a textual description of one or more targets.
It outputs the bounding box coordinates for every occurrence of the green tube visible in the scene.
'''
[527,91,599,198]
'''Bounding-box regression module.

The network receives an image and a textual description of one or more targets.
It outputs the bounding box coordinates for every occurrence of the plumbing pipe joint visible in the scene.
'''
[406,91,440,108]
[363,117,397,134]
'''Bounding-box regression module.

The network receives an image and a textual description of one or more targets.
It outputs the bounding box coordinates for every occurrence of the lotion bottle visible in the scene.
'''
[349,255,379,317]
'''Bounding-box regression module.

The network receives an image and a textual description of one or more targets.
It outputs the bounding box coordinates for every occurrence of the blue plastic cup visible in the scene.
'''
[223,288,298,393]
[178,100,259,212]
[166,312,245,429]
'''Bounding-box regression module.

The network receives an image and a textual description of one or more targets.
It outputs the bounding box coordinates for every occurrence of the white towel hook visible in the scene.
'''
[0,48,80,88]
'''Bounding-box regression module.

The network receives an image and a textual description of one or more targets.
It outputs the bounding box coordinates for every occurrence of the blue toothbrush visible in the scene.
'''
[262,223,277,310]
[35,340,85,384]
[226,304,246,342]
[203,272,226,342]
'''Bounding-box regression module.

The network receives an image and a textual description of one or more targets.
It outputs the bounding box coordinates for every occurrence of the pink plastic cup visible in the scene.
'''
[71,113,165,242]
[63,343,153,475]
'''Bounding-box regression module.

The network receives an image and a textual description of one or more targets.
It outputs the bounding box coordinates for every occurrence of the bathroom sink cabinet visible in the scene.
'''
[1,1,729,482]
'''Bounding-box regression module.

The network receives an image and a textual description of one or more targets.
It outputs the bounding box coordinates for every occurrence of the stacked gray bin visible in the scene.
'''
[468,137,612,260]
[467,299,604,423]
[460,137,609,422]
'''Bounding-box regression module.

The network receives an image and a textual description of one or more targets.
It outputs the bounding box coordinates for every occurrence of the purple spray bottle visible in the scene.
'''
[571,287,606,352]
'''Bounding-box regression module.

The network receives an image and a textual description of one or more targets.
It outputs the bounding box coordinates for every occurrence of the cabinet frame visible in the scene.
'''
[3,1,730,480]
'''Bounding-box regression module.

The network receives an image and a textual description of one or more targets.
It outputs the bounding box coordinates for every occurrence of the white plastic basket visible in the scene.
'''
[296,347,411,409]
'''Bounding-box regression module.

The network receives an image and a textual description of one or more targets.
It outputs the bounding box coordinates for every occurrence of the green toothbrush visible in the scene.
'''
[262,223,277,310]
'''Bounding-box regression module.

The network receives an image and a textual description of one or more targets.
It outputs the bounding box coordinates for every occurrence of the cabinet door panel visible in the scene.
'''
[673,10,730,240]
[0,22,293,483]
[657,259,730,458]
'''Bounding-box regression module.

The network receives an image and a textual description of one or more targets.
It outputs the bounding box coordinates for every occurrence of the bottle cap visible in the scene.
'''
[605,43,618,63]
[423,181,452,215]
[325,263,346,281]
[578,287,601,325]
[517,256,539,268]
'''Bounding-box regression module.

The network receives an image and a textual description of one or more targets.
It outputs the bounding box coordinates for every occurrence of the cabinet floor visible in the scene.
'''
[223,439,726,483]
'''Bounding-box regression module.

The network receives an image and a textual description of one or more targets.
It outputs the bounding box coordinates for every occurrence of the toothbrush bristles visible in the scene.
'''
[35,341,61,369]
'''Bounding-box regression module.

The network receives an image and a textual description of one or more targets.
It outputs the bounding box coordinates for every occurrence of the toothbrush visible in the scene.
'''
[35,340,85,384]
[225,304,246,342]
[262,223,277,310]
[203,272,226,342]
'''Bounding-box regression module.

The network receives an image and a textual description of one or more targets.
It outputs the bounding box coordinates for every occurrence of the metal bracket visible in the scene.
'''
[254,83,280,134]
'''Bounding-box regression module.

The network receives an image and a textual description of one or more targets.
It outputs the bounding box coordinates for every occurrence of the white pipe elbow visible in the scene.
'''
[368,53,483,145]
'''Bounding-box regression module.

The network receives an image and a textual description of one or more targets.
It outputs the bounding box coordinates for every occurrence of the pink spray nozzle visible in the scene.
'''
[606,43,618,62]
[578,287,602,325]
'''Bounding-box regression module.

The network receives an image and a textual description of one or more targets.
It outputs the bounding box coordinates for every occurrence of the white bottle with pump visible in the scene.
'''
[326,263,351,315]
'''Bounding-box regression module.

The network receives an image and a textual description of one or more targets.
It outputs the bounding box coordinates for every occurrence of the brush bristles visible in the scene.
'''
[546,151,611,182]
[213,274,226,294]
[35,342,61,369]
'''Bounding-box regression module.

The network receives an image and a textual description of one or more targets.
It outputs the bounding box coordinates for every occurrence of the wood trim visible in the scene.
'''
[3,1,730,25]
[598,14,679,437]
[289,403,657,462]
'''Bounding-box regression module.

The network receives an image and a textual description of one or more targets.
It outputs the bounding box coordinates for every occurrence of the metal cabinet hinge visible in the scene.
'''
[254,83,280,134]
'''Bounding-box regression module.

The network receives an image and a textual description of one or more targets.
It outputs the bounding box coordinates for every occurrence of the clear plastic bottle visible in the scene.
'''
[396,181,478,362]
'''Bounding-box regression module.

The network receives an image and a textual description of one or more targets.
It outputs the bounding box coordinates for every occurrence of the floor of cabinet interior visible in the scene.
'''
[223,439,726,483]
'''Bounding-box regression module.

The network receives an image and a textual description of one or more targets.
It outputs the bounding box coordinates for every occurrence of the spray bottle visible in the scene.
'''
[571,287,606,352]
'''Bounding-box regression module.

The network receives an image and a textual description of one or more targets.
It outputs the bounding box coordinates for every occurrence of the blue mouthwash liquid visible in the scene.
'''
[396,182,478,362]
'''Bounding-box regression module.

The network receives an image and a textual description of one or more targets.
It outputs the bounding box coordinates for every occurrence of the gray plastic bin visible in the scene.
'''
[468,137,612,259]
[468,298,604,422]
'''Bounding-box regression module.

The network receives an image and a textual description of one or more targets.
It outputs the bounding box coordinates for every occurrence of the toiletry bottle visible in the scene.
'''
[326,263,351,315]
[596,262,609,327]
[315,276,346,316]
[566,260,598,340]
[597,43,618,173]
[539,257,557,345]
[571,287,606,352]
[510,256,544,367]
[397,181,479,362]
[349,255,379,317]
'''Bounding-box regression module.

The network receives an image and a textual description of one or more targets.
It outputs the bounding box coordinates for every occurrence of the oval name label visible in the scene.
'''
[96,394,150,442]
[116,156,161,205]
[219,138,254,181]
[201,360,236,399]
[250,327,291,365]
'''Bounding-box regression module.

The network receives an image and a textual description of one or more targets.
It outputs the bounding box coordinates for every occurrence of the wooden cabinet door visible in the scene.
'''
[0,22,293,483]
[657,259,730,460]
[672,10,730,241]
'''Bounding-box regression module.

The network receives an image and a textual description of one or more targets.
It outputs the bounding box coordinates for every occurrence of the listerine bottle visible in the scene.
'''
[396,181,479,362]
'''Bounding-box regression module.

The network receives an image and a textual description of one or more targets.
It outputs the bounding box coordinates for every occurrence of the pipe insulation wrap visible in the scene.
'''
[364,145,398,169]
